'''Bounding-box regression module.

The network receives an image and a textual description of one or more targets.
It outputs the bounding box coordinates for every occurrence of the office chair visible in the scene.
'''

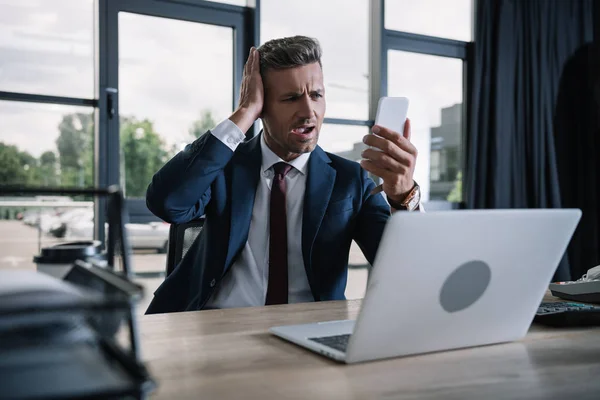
[165,219,204,277]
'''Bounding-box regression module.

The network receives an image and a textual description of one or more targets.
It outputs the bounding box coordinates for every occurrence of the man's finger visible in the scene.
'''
[361,147,408,172]
[244,47,253,76]
[403,118,411,141]
[359,159,394,182]
[363,134,416,166]
[253,49,260,75]
[371,124,417,156]
[249,48,256,75]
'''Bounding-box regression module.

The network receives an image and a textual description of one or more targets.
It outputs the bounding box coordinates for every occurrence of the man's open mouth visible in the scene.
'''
[291,125,315,135]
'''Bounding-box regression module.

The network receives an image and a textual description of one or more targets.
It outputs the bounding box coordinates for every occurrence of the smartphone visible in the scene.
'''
[368,97,411,193]
[374,96,410,135]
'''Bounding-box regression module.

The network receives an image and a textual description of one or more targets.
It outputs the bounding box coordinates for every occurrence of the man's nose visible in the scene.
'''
[297,93,314,118]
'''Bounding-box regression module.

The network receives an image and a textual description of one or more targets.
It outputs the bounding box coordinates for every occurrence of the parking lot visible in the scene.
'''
[0,220,368,314]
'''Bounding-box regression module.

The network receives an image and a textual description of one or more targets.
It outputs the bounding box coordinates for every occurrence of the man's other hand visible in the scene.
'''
[360,118,417,204]
[230,47,264,133]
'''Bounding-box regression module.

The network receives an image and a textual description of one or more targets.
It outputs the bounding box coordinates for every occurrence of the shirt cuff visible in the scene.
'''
[210,119,245,151]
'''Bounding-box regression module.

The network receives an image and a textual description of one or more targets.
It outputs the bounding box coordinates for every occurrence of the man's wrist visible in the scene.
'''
[389,201,420,212]
[229,107,260,133]
[387,187,413,206]
[387,181,420,211]
[210,119,245,151]
[387,196,404,210]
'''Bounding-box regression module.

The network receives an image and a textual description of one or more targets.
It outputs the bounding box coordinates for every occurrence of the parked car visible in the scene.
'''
[22,209,63,229]
[48,208,93,238]
[65,213,171,253]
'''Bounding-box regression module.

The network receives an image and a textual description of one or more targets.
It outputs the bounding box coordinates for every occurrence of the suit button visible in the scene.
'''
[210,278,216,287]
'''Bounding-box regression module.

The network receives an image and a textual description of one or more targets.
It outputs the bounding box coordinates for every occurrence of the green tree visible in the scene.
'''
[39,151,59,186]
[18,150,41,185]
[0,143,29,184]
[120,116,168,198]
[447,171,463,202]
[56,113,94,187]
[189,110,217,140]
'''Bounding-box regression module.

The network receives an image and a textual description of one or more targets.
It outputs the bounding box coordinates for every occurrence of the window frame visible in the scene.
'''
[0,0,473,249]
[97,0,258,244]
[0,0,99,233]
[371,0,473,207]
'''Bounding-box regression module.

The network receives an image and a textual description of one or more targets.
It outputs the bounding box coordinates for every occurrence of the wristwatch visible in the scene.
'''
[387,181,420,211]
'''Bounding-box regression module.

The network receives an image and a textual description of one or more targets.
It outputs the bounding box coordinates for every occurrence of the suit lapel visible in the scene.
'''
[302,146,336,297]
[225,135,262,270]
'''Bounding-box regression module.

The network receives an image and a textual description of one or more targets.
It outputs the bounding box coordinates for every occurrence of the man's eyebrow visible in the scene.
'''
[280,89,324,98]
[280,91,302,98]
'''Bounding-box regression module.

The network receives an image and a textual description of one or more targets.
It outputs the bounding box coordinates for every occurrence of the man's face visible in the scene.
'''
[261,62,326,161]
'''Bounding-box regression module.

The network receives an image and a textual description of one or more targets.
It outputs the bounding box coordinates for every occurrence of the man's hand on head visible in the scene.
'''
[230,47,264,133]
[359,118,418,204]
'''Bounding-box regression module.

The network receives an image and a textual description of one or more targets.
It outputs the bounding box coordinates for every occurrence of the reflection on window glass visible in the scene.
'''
[0,101,94,187]
[388,50,463,202]
[385,0,473,42]
[119,12,234,198]
[318,124,368,162]
[0,0,94,98]
[261,0,369,120]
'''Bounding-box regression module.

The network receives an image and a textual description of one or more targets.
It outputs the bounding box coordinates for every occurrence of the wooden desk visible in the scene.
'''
[139,294,600,399]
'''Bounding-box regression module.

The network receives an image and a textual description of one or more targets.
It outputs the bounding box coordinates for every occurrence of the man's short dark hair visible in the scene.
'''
[257,35,322,75]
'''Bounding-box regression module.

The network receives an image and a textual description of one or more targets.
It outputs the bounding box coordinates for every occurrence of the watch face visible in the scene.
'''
[407,187,421,210]
[408,196,420,210]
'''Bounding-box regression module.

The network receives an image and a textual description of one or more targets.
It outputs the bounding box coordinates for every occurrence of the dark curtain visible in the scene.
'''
[466,0,593,281]
[553,43,600,281]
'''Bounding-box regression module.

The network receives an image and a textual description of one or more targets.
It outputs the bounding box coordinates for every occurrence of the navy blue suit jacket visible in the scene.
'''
[145,131,391,314]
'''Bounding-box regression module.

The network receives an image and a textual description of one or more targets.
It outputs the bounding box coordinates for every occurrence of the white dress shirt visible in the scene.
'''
[204,119,314,309]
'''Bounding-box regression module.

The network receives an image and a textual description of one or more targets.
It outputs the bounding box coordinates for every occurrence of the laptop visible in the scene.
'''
[269,209,582,364]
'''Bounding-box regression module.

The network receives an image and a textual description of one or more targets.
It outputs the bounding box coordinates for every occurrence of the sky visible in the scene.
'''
[0,0,472,200]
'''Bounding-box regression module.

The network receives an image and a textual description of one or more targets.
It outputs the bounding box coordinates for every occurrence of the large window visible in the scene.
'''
[261,0,370,121]
[0,0,95,98]
[382,0,469,203]
[387,51,464,201]
[384,0,473,42]
[118,12,234,198]
[0,0,250,312]
[0,0,96,280]
[0,0,472,304]
[0,101,94,187]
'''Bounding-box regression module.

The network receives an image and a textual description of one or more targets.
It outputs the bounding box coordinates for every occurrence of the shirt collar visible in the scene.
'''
[260,133,311,175]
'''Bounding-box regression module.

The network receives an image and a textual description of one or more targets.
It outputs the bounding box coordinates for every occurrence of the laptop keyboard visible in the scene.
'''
[309,334,351,353]
[537,302,600,314]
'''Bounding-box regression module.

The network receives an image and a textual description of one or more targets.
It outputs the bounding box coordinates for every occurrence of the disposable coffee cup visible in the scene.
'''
[33,241,106,279]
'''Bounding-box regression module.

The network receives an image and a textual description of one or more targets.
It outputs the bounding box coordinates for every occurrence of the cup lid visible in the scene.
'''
[33,241,104,264]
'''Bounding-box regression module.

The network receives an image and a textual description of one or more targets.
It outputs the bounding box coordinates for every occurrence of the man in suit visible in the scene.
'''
[145,36,421,314]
